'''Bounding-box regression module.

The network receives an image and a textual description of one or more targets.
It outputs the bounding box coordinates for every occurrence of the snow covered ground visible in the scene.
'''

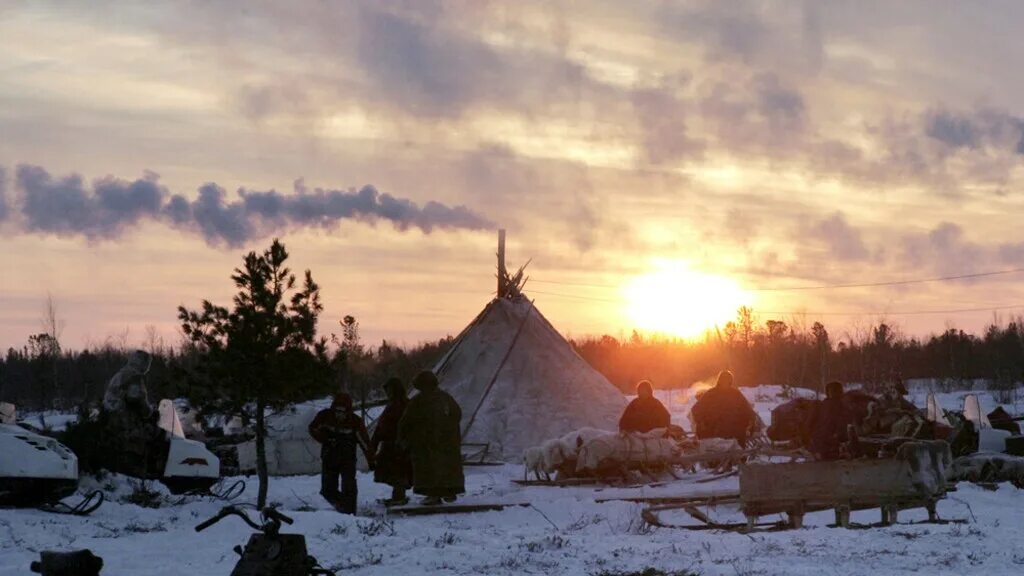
[3,385,1024,576]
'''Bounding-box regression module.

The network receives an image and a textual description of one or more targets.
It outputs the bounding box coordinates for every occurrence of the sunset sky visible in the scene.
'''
[2,1,1024,351]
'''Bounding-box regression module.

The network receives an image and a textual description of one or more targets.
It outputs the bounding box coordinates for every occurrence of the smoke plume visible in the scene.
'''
[10,164,494,246]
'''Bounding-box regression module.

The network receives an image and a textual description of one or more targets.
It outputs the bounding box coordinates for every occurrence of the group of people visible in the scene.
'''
[308,370,465,513]
[618,370,761,446]
[313,367,862,514]
[619,370,862,461]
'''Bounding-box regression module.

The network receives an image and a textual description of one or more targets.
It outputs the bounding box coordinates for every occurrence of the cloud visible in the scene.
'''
[10,164,494,247]
[345,3,596,119]
[924,107,1024,154]
[900,222,989,275]
[810,211,870,261]
[631,75,705,165]
[0,166,7,222]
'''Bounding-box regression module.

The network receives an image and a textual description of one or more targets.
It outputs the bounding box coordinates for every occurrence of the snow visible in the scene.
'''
[3,384,1024,575]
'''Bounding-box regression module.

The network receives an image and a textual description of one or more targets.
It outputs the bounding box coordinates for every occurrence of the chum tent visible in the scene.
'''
[435,232,627,461]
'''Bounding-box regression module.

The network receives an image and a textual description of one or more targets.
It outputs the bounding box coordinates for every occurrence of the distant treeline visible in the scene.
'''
[573,307,1024,395]
[3,306,1024,410]
[0,323,454,412]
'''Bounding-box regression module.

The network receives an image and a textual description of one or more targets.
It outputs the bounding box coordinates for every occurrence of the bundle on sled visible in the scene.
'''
[949,452,1024,487]
[575,428,681,480]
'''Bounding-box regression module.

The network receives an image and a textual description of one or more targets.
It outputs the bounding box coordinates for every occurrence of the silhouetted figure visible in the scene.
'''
[619,380,671,434]
[101,350,166,477]
[398,370,465,506]
[691,370,758,447]
[810,381,854,460]
[371,377,413,506]
[309,393,373,514]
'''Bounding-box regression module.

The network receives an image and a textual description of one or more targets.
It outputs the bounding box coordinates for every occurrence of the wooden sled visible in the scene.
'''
[739,458,952,530]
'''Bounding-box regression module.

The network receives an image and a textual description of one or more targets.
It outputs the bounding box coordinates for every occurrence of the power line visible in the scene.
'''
[525,288,1024,317]
[527,289,619,303]
[531,278,620,289]
[749,267,1024,292]
[756,304,1024,317]
[530,266,1024,293]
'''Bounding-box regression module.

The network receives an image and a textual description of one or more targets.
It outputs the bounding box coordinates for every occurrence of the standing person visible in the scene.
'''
[371,377,413,506]
[690,370,758,447]
[619,380,671,433]
[397,370,465,506]
[102,350,161,477]
[308,393,373,514]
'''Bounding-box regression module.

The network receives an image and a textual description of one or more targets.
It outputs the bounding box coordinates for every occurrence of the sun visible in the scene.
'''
[625,260,752,339]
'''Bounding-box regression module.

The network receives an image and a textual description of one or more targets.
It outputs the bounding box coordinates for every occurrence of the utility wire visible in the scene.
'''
[525,288,1024,317]
[530,266,1024,293]
[749,267,1024,292]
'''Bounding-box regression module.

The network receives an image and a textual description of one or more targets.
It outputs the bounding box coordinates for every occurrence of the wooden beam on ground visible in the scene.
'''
[388,501,529,516]
[387,492,742,517]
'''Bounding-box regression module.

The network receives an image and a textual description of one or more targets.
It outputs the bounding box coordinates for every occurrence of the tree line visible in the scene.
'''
[5,306,1023,414]
[573,306,1024,395]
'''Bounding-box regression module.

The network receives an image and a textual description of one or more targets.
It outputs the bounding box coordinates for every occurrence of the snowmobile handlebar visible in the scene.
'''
[195,505,294,533]
[195,506,263,532]
[263,507,294,525]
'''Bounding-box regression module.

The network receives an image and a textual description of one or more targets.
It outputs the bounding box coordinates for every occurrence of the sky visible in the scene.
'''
[2,1,1024,351]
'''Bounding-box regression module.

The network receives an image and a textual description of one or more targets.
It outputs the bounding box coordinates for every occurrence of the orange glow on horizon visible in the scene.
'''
[625,260,753,340]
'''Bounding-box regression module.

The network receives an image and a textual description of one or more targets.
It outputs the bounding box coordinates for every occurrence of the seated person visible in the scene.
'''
[691,370,757,447]
[619,380,671,434]
[809,381,854,460]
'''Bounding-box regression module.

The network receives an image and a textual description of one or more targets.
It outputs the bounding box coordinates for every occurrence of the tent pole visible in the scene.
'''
[497,229,507,298]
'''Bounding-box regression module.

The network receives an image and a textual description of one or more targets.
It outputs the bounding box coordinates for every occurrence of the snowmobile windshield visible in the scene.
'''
[963,394,990,429]
[158,399,186,438]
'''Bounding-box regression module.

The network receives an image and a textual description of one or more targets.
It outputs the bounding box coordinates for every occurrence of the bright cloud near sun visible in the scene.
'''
[625,260,753,340]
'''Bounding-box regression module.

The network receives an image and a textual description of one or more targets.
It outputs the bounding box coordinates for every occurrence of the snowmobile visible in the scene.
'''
[930,393,1022,455]
[0,420,79,505]
[0,402,79,506]
[156,399,221,494]
[56,398,222,496]
[195,505,335,575]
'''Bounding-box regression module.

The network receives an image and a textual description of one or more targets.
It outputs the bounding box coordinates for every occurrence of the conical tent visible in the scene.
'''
[435,295,627,461]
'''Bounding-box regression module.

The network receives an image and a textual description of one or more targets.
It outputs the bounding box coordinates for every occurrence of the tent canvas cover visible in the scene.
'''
[436,295,627,462]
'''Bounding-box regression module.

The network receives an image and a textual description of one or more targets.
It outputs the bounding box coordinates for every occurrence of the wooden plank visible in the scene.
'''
[389,492,742,517]
[388,502,528,516]
[595,492,740,505]
[740,459,920,506]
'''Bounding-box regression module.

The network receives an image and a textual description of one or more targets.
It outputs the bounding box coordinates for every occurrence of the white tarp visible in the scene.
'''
[236,402,325,476]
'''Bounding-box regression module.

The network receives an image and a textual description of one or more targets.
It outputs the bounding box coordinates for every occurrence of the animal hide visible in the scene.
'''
[950,452,1024,487]
[575,429,680,473]
[896,440,952,497]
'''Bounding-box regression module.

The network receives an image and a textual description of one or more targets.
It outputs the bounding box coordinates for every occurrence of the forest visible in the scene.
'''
[3,304,1023,412]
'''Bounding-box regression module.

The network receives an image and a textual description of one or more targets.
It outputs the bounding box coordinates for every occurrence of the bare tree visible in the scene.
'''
[32,294,65,417]
[143,325,165,356]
